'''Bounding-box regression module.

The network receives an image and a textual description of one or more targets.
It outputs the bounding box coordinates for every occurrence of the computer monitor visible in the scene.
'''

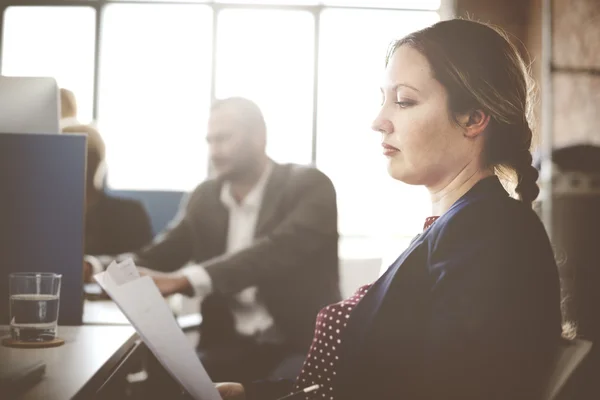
[0,76,60,134]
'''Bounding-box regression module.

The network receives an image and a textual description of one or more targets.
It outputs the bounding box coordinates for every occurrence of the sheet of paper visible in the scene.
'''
[105,259,140,285]
[95,260,221,400]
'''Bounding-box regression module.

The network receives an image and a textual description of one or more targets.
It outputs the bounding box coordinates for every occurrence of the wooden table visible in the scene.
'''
[0,301,202,399]
[1,325,139,399]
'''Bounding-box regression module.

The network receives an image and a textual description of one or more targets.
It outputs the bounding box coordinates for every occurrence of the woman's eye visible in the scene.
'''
[395,101,414,108]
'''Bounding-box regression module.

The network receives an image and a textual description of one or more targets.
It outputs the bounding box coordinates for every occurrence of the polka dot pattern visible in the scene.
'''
[423,216,439,231]
[292,216,440,399]
[292,284,372,400]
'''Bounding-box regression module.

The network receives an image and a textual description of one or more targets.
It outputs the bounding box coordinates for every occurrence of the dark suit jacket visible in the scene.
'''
[248,176,562,400]
[85,193,153,256]
[134,162,341,351]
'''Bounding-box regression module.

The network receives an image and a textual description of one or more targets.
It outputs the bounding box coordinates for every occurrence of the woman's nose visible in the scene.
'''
[371,114,393,135]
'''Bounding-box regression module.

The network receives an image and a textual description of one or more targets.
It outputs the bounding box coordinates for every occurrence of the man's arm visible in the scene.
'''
[133,215,194,272]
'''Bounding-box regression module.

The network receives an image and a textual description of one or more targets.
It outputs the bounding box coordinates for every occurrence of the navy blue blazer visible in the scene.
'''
[248,176,562,400]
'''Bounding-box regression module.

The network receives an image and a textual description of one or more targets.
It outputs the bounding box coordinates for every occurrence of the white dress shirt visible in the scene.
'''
[181,162,276,337]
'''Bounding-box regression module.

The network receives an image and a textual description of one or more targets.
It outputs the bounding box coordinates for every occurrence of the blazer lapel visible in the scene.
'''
[337,234,429,400]
[338,233,427,360]
[254,163,287,237]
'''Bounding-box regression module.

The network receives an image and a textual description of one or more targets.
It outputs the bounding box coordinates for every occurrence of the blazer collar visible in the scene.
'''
[339,175,509,370]
[448,175,507,211]
[209,161,281,250]
[219,161,273,211]
[358,175,509,330]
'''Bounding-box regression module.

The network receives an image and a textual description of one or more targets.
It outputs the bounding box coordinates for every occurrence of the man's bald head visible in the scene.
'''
[210,97,266,137]
[206,97,268,181]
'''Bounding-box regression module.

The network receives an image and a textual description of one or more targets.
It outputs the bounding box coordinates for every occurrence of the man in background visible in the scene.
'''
[86,97,341,383]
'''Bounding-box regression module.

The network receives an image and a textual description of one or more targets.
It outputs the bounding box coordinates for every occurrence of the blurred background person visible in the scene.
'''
[62,124,153,260]
[59,88,81,129]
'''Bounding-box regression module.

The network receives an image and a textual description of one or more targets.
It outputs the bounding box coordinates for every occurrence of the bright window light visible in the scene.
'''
[317,8,440,238]
[215,8,315,165]
[98,4,213,191]
[2,6,96,123]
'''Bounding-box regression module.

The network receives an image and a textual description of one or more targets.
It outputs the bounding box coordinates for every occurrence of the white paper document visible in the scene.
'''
[94,259,221,400]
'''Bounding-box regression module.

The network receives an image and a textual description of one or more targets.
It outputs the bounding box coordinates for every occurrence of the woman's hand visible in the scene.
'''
[215,382,245,400]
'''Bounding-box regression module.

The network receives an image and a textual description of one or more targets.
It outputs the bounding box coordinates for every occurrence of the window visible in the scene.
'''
[215,0,318,4]
[316,8,439,239]
[215,9,315,165]
[1,6,96,123]
[98,4,213,191]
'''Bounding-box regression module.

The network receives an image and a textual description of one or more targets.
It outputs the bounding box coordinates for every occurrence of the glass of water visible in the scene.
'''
[9,272,62,342]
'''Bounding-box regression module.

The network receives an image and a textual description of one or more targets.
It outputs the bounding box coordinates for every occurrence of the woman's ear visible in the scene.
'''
[457,109,490,138]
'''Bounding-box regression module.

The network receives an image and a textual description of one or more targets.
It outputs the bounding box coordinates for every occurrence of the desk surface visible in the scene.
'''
[83,300,130,325]
[83,300,202,331]
[1,325,137,400]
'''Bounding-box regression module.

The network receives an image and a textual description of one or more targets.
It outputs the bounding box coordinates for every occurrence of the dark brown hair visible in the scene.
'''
[387,19,539,205]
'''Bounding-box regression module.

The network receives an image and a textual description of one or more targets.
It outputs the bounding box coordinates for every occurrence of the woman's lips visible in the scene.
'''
[382,143,399,156]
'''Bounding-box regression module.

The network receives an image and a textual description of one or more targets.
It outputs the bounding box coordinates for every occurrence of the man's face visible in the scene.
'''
[206,107,258,180]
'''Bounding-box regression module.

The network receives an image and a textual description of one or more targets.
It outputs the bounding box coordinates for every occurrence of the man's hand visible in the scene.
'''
[152,275,193,297]
[215,383,245,400]
[137,267,193,297]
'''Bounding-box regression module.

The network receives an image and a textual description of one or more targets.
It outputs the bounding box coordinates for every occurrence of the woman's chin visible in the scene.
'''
[387,167,407,183]
[387,163,419,185]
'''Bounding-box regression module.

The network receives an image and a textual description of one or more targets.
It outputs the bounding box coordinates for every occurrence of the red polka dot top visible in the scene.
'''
[292,216,440,399]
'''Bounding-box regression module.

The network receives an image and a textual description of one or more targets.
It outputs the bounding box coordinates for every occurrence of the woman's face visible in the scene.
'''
[372,45,484,189]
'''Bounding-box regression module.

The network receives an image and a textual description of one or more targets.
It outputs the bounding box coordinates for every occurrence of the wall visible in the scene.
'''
[522,0,600,148]
[527,0,600,148]
[454,0,532,61]
[550,0,600,147]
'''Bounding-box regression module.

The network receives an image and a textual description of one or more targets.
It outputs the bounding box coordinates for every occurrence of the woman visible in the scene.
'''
[218,19,562,400]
